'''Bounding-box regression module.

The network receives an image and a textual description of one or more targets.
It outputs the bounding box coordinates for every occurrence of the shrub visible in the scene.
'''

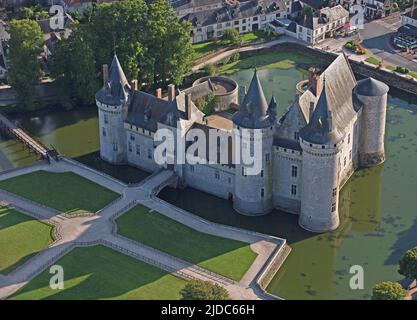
[372,281,407,300]
[203,63,218,76]
[229,51,240,63]
[180,280,231,300]
[399,247,417,279]
[194,92,219,115]
[220,29,243,46]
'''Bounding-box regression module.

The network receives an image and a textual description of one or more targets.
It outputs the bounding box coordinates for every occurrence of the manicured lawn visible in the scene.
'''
[192,32,270,61]
[218,51,322,75]
[117,205,257,281]
[192,41,222,60]
[0,171,120,215]
[365,57,380,65]
[0,205,54,274]
[10,245,188,300]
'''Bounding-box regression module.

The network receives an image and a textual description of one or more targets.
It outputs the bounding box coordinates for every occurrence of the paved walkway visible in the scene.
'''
[0,158,287,300]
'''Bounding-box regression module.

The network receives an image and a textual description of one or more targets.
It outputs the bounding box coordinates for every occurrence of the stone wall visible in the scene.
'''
[184,163,234,199]
[238,42,417,95]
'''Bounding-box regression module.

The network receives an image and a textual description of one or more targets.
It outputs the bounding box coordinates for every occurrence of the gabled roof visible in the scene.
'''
[299,0,324,10]
[297,5,349,30]
[95,54,131,106]
[126,91,180,132]
[300,78,343,144]
[404,8,417,20]
[299,54,357,144]
[181,0,287,28]
[232,69,275,129]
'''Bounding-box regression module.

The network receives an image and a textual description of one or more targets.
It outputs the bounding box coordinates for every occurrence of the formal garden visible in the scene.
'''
[10,245,188,300]
[0,171,120,215]
[116,205,257,281]
[0,205,54,274]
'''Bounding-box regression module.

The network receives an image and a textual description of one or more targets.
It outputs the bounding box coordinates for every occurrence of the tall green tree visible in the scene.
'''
[145,0,193,88]
[180,280,230,300]
[7,19,44,109]
[399,247,417,280]
[49,27,99,109]
[85,0,148,81]
[372,281,407,300]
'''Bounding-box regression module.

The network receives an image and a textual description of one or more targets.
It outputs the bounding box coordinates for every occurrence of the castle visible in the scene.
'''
[95,53,389,233]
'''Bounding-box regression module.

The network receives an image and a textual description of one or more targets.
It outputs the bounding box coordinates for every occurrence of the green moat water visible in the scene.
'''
[0,64,416,299]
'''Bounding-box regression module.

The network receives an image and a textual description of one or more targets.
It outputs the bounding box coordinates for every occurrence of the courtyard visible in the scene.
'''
[116,205,257,281]
[10,245,188,300]
[0,205,54,274]
[0,171,120,215]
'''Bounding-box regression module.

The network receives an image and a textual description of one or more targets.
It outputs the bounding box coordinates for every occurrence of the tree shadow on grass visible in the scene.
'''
[11,245,186,300]
[0,207,55,275]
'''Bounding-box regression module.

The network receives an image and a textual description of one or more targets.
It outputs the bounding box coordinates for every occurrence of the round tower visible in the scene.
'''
[232,70,275,216]
[353,77,389,167]
[95,54,130,164]
[299,79,342,232]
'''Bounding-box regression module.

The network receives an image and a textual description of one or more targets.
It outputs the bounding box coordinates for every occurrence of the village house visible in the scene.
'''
[177,0,290,43]
[287,4,349,44]
[363,0,391,19]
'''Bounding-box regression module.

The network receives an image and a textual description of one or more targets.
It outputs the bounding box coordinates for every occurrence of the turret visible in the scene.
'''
[95,54,130,164]
[353,77,389,167]
[232,70,275,215]
[299,78,342,232]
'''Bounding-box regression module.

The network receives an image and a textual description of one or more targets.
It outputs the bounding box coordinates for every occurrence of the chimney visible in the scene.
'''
[327,111,333,132]
[185,93,192,120]
[309,102,314,120]
[103,64,109,85]
[168,84,176,101]
[309,69,321,97]
[156,88,162,98]
[131,80,138,90]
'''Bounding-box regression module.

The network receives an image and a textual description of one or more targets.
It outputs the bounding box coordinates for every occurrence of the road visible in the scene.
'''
[316,13,417,73]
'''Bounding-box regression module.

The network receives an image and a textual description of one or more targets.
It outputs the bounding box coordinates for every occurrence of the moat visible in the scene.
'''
[1,56,416,299]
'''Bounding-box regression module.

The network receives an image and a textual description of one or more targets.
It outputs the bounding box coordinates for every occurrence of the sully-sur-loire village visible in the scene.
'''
[0,0,416,307]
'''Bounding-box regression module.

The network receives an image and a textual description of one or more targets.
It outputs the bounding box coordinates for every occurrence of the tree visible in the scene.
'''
[84,0,148,81]
[203,63,218,76]
[221,28,242,46]
[195,93,219,115]
[399,247,417,280]
[20,5,49,20]
[49,27,99,109]
[302,6,313,18]
[180,280,230,300]
[372,281,407,300]
[144,0,193,88]
[7,19,44,109]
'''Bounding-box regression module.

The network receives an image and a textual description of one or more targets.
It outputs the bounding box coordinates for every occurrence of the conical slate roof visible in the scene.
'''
[299,78,343,145]
[268,96,277,115]
[232,70,274,129]
[354,77,389,97]
[95,54,130,106]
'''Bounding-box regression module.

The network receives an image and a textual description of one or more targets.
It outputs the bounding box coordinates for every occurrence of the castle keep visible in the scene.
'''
[96,53,389,233]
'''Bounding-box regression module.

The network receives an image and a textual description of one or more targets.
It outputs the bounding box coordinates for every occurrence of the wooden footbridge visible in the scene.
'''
[0,112,59,160]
